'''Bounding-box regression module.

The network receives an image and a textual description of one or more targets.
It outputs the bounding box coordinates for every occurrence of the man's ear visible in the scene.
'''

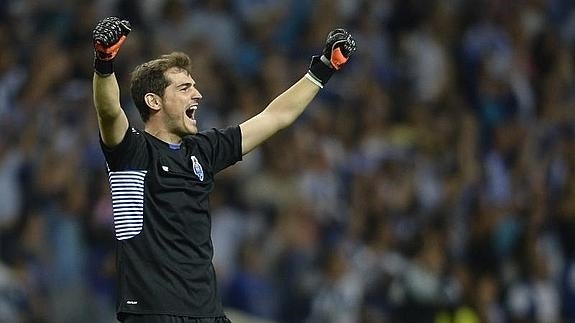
[144,93,161,111]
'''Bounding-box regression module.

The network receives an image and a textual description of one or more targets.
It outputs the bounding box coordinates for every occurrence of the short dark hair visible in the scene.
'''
[130,52,193,122]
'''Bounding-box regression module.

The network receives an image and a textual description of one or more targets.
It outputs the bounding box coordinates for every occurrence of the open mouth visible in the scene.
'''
[185,105,197,120]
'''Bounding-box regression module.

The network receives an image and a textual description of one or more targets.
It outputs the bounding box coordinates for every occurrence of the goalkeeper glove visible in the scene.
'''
[93,17,131,76]
[307,28,357,88]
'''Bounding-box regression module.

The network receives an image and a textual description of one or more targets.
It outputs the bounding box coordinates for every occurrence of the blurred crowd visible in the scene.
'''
[1,0,575,322]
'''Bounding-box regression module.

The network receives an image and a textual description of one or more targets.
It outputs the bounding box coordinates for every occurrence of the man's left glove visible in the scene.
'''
[93,17,131,76]
[307,28,357,88]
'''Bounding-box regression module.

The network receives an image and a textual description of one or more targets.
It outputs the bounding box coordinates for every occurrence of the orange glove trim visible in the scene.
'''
[330,47,348,70]
[95,35,127,61]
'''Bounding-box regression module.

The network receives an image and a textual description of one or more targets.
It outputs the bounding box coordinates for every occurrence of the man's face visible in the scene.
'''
[160,67,202,136]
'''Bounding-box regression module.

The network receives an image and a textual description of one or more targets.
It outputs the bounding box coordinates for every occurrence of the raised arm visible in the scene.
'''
[92,17,131,148]
[240,28,357,155]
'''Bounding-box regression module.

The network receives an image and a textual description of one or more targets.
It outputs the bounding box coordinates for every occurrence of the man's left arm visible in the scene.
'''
[239,28,356,155]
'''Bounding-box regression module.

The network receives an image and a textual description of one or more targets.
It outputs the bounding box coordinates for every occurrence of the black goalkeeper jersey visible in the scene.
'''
[100,126,242,318]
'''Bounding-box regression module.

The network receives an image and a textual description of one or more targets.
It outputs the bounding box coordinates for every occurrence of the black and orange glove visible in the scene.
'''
[93,17,131,76]
[306,28,357,88]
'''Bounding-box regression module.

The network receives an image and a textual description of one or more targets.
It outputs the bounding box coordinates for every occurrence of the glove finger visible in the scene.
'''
[94,33,109,46]
[94,22,113,44]
[325,32,347,55]
[327,28,347,38]
[119,20,131,35]
[103,17,120,24]
[330,31,350,42]
[331,38,354,56]
[343,36,357,57]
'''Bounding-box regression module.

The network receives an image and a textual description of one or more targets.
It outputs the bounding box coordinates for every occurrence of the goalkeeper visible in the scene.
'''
[92,17,356,323]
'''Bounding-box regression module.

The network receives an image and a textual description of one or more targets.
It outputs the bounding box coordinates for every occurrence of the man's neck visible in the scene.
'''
[144,125,183,145]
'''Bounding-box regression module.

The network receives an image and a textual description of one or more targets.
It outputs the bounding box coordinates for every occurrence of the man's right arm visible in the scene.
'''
[92,17,131,148]
[93,73,129,147]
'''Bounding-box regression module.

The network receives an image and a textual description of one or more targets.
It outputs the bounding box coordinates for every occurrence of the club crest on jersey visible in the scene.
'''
[191,156,204,181]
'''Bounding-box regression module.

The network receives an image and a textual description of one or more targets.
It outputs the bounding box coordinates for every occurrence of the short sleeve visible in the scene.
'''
[193,126,242,173]
[100,127,150,171]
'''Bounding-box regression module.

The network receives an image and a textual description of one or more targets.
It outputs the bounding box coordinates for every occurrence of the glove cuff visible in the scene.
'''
[94,57,114,76]
[307,55,335,87]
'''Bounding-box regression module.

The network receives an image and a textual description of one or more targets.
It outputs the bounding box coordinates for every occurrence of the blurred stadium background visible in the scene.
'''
[1,0,575,322]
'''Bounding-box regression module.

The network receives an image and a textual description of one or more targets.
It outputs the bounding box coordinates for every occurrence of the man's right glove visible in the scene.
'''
[306,28,357,88]
[93,17,131,76]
